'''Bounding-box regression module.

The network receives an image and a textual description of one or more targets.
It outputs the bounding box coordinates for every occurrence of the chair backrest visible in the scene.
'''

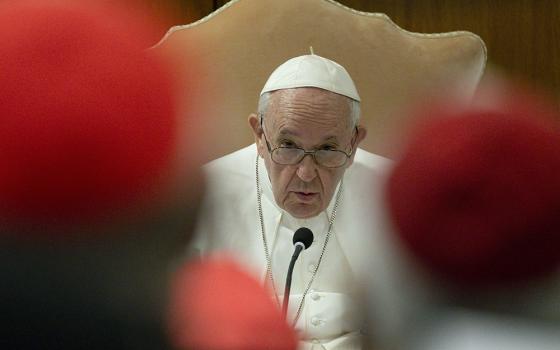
[153,0,487,161]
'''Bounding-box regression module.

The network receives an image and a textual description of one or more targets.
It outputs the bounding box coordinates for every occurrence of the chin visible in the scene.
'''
[285,203,322,219]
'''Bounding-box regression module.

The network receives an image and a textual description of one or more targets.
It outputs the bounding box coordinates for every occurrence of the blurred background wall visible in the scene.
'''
[138,0,560,111]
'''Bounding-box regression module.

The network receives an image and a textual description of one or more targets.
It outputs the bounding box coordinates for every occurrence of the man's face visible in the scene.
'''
[251,88,365,218]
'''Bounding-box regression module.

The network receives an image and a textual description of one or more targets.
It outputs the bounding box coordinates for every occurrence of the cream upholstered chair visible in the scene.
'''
[153,0,486,162]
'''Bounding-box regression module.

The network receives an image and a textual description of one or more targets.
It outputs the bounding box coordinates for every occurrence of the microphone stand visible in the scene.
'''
[283,242,304,319]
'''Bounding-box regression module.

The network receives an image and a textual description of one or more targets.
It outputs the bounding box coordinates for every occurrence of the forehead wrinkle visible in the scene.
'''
[270,103,348,133]
[265,88,354,143]
[272,88,350,121]
[277,128,340,143]
[281,100,346,126]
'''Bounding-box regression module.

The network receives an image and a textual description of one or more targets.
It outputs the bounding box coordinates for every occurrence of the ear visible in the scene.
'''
[347,125,367,166]
[355,125,367,146]
[248,113,266,157]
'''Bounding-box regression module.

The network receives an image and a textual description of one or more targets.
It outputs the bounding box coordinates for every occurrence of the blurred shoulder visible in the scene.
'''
[204,144,257,177]
[202,144,257,195]
[352,148,393,177]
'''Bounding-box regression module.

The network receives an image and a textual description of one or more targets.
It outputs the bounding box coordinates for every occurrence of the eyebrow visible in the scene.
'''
[276,129,340,143]
[277,129,300,138]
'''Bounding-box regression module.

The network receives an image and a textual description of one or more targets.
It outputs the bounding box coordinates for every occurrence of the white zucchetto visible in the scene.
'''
[260,54,360,102]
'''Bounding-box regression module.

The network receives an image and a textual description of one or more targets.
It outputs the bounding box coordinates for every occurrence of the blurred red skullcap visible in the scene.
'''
[167,257,298,350]
[0,1,189,228]
[387,95,560,287]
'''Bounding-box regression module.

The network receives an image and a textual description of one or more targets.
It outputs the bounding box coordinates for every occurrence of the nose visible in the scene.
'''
[296,154,318,182]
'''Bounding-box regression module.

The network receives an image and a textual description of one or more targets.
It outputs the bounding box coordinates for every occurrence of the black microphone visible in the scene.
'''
[283,227,314,319]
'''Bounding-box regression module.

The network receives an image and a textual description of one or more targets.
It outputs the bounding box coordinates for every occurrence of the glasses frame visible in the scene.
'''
[259,117,358,168]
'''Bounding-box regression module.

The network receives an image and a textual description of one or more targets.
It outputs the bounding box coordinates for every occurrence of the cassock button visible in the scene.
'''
[311,292,320,301]
[311,317,322,326]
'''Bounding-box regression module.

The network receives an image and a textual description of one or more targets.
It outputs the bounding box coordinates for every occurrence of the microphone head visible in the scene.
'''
[293,227,314,249]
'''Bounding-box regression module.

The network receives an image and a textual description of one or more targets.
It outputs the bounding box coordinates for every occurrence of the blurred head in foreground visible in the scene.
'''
[388,90,560,288]
[383,86,560,349]
[0,1,203,348]
[168,257,298,350]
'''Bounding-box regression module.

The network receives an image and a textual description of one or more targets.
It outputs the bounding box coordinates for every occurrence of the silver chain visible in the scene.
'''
[256,154,282,308]
[255,155,343,326]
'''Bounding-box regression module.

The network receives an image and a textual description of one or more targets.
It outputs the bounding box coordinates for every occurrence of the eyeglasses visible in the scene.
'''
[260,119,356,168]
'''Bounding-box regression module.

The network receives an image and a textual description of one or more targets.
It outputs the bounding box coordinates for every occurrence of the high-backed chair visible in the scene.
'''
[153,0,486,162]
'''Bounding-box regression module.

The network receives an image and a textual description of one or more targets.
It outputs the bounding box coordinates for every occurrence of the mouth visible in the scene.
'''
[293,191,318,202]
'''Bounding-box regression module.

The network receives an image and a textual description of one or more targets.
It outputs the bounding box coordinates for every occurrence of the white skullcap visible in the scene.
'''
[260,54,360,101]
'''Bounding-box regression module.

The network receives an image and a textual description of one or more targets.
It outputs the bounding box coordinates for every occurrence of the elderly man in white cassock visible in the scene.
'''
[192,54,392,349]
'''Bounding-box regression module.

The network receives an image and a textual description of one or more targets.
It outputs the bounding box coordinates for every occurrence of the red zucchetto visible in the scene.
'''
[167,257,298,350]
[387,95,560,287]
[0,1,187,229]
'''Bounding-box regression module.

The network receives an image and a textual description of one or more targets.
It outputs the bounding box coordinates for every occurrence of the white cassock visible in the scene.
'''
[191,144,397,350]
